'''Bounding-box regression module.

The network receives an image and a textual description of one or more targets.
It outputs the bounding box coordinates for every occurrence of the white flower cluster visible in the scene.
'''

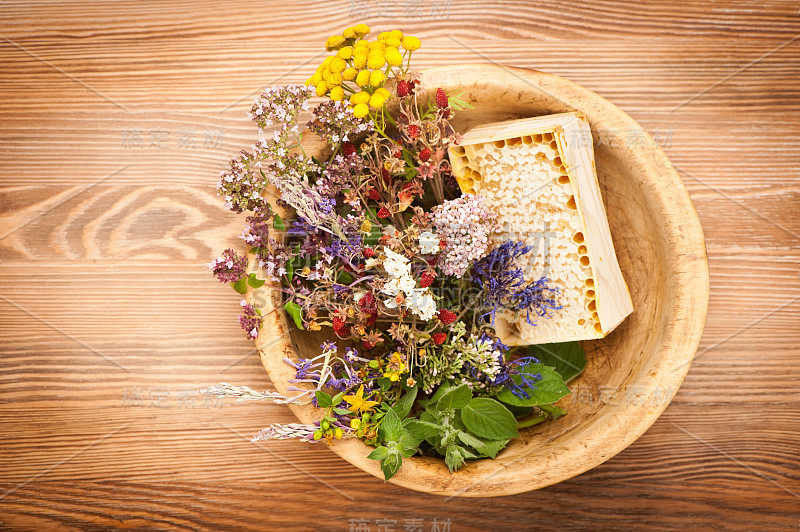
[380,248,437,321]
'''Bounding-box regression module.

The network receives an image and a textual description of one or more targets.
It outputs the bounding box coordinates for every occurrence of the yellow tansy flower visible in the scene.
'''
[329,86,345,101]
[384,47,403,67]
[350,90,371,105]
[329,57,347,73]
[385,36,402,48]
[315,80,328,97]
[342,67,358,81]
[327,71,343,86]
[354,23,370,37]
[352,52,367,69]
[354,39,369,49]
[325,35,346,51]
[367,53,386,70]
[369,69,386,87]
[401,35,421,51]
[352,103,369,119]
[355,69,371,87]
[342,26,358,39]
[337,46,353,60]
[375,87,392,101]
[369,92,386,109]
[388,29,403,40]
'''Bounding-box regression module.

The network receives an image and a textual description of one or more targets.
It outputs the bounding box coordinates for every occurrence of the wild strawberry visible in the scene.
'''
[342,141,356,157]
[418,148,431,162]
[431,332,447,345]
[332,315,346,332]
[397,79,412,97]
[377,207,391,218]
[362,247,376,258]
[407,124,420,140]
[335,325,351,338]
[420,271,435,288]
[368,189,380,200]
[437,309,457,325]
[381,167,391,183]
[436,88,448,109]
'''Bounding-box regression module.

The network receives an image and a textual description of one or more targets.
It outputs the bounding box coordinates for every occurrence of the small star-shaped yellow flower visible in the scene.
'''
[343,385,380,414]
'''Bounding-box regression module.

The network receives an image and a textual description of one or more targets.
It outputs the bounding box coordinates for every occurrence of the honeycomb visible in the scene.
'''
[449,113,632,345]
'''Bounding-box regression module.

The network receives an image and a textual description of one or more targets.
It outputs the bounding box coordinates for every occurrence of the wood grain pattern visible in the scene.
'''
[1,0,798,529]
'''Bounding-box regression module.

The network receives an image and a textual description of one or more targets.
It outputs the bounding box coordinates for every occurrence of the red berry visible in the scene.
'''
[432,332,447,345]
[368,189,380,200]
[437,309,457,325]
[335,325,351,338]
[377,207,391,218]
[407,124,420,140]
[342,141,356,157]
[418,148,431,162]
[397,80,412,97]
[332,315,346,332]
[363,247,376,258]
[381,167,391,183]
[436,88,448,109]
[420,271,435,288]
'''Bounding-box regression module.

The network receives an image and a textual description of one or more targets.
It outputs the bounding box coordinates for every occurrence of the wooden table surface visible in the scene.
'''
[1,2,799,530]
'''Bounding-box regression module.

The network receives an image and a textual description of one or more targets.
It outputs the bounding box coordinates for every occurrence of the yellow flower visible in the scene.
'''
[322,67,332,81]
[384,47,403,67]
[367,40,385,52]
[329,86,345,101]
[360,219,372,233]
[343,385,380,413]
[367,53,385,70]
[337,46,353,60]
[306,72,322,86]
[354,23,370,37]
[350,418,361,430]
[321,56,334,68]
[369,92,386,109]
[315,80,328,97]
[325,35,346,51]
[342,67,358,81]
[385,36,402,48]
[352,52,367,70]
[388,29,403,40]
[327,71,343,86]
[352,103,370,119]
[369,69,386,87]
[329,57,347,73]
[382,352,408,382]
[375,87,391,100]
[350,90,371,105]
[401,35,421,51]
[342,26,358,39]
[355,69,371,87]
[354,39,369,49]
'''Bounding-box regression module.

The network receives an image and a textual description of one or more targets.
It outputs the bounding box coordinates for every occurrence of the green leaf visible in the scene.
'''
[377,377,393,392]
[461,398,519,440]
[285,258,294,283]
[331,391,345,406]
[399,429,423,452]
[282,300,304,330]
[457,431,487,453]
[528,341,586,382]
[444,445,465,472]
[434,383,471,411]
[501,402,534,418]
[337,271,354,285]
[495,364,570,407]
[475,437,510,459]
[379,407,402,442]
[315,390,332,408]
[380,452,402,481]
[367,446,389,461]
[231,277,248,294]
[404,419,441,440]
[273,213,285,230]
[333,407,352,415]
[247,273,265,288]
[429,383,452,403]
[392,388,417,419]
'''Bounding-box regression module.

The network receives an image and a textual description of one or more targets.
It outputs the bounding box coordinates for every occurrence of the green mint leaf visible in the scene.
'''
[315,390,332,408]
[392,387,417,419]
[381,452,402,481]
[528,341,586,382]
[273,213,285,231]
[435,383,471,411]
[399,428,423,451]
[282,300,304,330]
[367,446,389,461]
[246,273,265,288]
[457,431,487,453]
[231,277,248,295]
[379,407,403,442]
[429,382,452,403]
[403,419,441,440]
[475,437,510,459]
[461,397,519,440]
[496,364,569,407]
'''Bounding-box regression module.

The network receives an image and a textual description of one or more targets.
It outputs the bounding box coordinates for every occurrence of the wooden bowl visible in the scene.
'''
[249,64,709,497]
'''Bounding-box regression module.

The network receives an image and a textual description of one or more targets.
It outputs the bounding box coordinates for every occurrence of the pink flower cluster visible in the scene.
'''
[209,248,247,283]
[431,194,500,277]
[249,84,313,131]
